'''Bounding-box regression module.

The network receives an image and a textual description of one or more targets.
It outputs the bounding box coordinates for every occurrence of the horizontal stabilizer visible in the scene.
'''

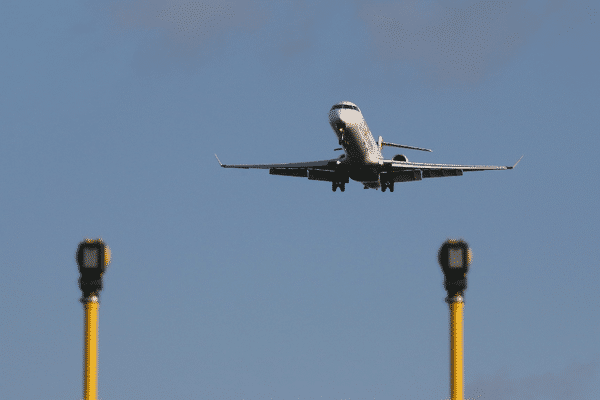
[377,136,432,152]
[382,141,432,152]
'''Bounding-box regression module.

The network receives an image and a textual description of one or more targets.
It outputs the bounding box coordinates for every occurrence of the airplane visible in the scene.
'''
[215,101,522,192]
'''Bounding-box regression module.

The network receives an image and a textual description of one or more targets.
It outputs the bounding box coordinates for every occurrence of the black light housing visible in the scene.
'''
[438,239,472,300]
[76,239,110,298]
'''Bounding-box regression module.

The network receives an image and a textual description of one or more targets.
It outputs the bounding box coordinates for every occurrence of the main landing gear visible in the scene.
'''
[332,182,346,192]
[381,181,394,192]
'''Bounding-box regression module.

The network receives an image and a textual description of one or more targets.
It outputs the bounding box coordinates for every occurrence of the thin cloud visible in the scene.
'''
[275,0,316,59]
[464,358,599,400]
[358,0,574,85]
[108,0,267,39]
[92,0,269,74]
[88,0,596,78]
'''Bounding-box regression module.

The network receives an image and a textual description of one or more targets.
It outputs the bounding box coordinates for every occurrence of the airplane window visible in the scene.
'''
[331,104,359,111]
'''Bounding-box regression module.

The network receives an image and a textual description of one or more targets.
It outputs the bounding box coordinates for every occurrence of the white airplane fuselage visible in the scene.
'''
[328,101,383,185]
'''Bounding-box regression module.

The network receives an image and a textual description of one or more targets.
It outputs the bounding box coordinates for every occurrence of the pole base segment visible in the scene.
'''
[83,296,99,400]
[448,295,464,400]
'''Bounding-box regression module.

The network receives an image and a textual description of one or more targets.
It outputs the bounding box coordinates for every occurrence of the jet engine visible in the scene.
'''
[393,154,408,162]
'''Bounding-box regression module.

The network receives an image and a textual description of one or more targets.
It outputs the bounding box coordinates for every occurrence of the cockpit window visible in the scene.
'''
[331,104,359,111]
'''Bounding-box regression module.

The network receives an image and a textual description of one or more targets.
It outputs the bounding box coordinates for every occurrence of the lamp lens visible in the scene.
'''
[448,248,463,268]
[82,248,99,268]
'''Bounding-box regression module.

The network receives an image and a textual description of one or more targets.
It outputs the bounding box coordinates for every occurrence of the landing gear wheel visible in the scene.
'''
[333,182,345,192]
[389,182,394,192]
[381,184,387,192]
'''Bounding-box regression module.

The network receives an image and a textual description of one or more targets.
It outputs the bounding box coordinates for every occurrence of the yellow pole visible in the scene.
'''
[83,296,99,400]
[449,295,464,400]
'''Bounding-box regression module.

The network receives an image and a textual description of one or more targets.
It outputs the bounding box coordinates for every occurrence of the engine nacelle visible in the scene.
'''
[393,154,408,162]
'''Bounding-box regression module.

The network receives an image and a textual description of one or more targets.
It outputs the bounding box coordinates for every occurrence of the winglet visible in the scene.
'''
[215,154,224,167]
[508,155,523,169]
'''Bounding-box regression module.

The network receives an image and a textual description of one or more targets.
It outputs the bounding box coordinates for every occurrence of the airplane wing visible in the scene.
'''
[385,156,522,171]
[381,155,523,178]
[215,154,339,170]
[215,154,348,183]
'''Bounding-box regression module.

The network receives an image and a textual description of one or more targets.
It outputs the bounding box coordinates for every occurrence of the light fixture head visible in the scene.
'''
[76,239,110,298]
[438,239,471,299]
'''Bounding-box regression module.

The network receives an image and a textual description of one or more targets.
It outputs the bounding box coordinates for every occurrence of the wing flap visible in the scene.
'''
[269,168,308,178]
[308,169,349,182]
[422,169,463,178]
[380,170,423,182]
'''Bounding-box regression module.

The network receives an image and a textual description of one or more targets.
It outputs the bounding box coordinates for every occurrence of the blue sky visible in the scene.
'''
[1,1,599,399]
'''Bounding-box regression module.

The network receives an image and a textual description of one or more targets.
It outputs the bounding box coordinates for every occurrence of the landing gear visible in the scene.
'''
[381,181,395,192]
[332,182,346,192]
